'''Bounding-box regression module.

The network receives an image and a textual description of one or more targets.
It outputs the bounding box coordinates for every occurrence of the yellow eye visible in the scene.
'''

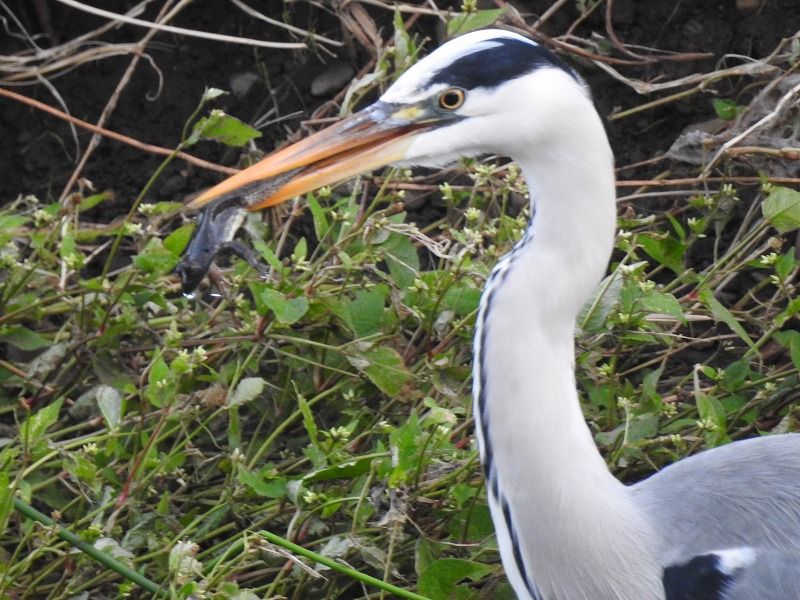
[438,87,465,110]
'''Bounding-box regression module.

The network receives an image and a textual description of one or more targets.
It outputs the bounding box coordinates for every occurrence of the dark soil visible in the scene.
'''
[1,0,798,212]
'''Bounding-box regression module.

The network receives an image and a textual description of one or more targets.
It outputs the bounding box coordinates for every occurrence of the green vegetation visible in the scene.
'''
[2,5,800,600]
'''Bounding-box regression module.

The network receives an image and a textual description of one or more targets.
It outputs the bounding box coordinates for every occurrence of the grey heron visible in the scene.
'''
[187,29,800,599]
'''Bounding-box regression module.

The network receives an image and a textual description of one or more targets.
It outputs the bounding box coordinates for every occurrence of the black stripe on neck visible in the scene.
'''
[476,217,539,599]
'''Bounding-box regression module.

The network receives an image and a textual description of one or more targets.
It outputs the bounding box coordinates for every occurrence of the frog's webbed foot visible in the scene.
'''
[217,240,268,276]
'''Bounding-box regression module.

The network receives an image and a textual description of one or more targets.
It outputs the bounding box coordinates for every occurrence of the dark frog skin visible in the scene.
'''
[176,169,302,293]
[175,195,253,293]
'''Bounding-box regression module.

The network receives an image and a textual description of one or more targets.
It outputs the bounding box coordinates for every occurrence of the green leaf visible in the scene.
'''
[258,288,309,324]
[292,237,308,263]
[579,269,624,333]
[774,331,800,370]
[762,186,800,233]
[348,289,388,337]
[21,398,63,441]
[78,191,113,211]
[303,456,374,482]
[639,233,686,275]
[418,558,494,600]
[626,414,659,443]
[388,413,423,485]
[228,397,242,449]
[0,214,29,229]
[415,537,439,578]
[440,282,481,317]
[393,10,412,65]
[307,194,330,240]
[382,231,420,289]
[96,385,123,429]
[450,483,478,508]
[190,109,261,147]
[0,472,13,538]
[228,377,265,407]
[145,355,173,408]
[775,250,796,281]
[776,297,800,327]
[639,291,686,323]
[297,389,319,446]
[237,466,287,498]
[711,98,740,120]
[133,239,179,275]
[67,453,100,490]
[251,240,284,272]
[720,359,750,392]
[696,392,729,446]
[447,8,506,37]
[163,224,195,256]
[4,325,51,351]
[354,346,412,396]
[59,231,83,268]
[141,201,184,215]
[698,287,755,350]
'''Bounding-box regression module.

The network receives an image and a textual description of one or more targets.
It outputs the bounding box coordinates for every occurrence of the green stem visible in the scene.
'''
[12,498,166,597]
[257,530,431,600]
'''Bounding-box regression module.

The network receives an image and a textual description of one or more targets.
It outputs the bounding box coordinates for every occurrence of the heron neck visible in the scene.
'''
[476,116,619,485]
[474,118,663,597]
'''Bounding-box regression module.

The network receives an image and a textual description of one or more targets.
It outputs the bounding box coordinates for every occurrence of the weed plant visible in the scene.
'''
[2,11,800,600]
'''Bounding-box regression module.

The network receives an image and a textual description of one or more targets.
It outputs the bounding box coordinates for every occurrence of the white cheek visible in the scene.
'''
[401,120,492,166]
[397,68,591,167]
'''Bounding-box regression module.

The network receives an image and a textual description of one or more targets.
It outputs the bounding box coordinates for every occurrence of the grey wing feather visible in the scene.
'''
[631,434,800,562]
[664,548,800,599]
[721,551,800,599]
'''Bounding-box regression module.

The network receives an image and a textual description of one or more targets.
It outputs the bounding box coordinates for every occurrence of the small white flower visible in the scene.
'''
[33,209,54,226]
[122,222,143,236]
[465,207,482,222]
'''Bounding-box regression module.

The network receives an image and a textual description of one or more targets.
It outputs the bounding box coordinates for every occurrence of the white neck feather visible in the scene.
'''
[474,95,664,599]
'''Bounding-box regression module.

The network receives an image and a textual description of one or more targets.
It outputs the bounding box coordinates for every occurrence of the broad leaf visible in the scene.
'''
[639,233,686,275]
[254,287,309,324]
[353,346,412,396]
[447,8,506,37]
[190,109,261,147]
[303,456,374,482]
[348,288,388,337]
[382,232,420,289]
[762,186,800,233]
[0,472,13,539]
[21,398,63,441]
[711,98,740,120]
[163,224,195,256]
[696,392,729,446]
[133,239,179,275]
[640,291,686,323]
[4,325,51,351]
[419,558,494,600]
[698,287,755,350]
[774,330,800,370]
[237,466,287,498]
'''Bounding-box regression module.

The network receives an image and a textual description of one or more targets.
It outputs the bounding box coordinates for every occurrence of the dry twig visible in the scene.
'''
[53,0,308,49]
[0,87,236,176]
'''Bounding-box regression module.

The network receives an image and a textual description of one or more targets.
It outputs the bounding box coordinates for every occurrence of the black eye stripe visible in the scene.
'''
[428,37,577,91]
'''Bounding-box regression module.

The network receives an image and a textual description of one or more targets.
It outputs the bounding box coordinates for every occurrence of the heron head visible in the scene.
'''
[187,29,586,212]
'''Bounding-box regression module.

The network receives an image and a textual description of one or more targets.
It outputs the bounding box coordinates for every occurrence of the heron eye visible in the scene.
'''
[438,88,465,110]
